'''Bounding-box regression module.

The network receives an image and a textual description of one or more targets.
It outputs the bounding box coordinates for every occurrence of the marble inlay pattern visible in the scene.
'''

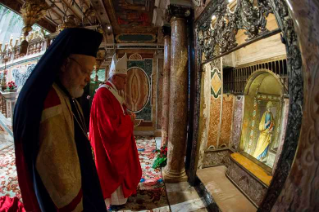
[210,68,222,99]
[231,95,244,150]
[226,158,268,207]
[207,59,222,149]
[125,67,150,113]
[202,150,231,168]
[127,59,153,121]
[219,94,234,148]
[207,97,221,148]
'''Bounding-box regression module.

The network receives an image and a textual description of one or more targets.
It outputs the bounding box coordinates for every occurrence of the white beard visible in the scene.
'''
[70,86,84,98]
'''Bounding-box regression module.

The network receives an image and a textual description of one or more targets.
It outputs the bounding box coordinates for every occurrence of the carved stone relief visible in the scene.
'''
[12,64,35,90]
[236,0,272,40]
[196,0,273,61]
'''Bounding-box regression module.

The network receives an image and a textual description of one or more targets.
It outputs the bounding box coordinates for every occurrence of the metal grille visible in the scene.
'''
[223,59,288,94]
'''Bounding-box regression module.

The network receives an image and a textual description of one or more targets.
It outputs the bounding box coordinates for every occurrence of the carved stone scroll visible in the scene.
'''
[196,0,273,62]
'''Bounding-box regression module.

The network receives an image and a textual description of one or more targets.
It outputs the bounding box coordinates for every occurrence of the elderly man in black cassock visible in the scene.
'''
[13,28,107,212]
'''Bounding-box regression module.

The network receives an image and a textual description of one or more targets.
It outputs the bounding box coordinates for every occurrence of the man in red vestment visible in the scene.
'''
[89,53,142,209]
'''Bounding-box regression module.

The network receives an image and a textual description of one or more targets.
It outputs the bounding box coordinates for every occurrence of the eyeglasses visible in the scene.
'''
[69,57,92,76]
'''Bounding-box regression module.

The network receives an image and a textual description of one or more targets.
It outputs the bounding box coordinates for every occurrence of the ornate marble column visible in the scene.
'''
[163,5,191,182]
[161,26,171,147]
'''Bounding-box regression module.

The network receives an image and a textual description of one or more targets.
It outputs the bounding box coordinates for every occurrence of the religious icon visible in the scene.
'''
[253,101,275,161]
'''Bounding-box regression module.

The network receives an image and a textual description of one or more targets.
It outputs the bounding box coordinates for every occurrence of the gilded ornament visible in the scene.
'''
[197,0,272,61]
[19,0,50,55]
[58,15,78,32]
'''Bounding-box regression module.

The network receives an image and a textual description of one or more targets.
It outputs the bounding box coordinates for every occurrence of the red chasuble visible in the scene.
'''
[89,82,142,199]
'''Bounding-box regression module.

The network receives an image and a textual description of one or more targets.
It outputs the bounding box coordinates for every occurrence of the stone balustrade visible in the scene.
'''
[0,37,50,66]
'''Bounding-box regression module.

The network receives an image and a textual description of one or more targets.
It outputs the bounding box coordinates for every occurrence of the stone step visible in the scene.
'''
[197,166,257,212]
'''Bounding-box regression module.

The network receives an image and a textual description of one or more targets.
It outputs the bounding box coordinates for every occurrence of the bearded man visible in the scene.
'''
[13,28,106,212]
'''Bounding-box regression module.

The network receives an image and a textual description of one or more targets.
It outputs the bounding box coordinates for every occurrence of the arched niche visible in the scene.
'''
[240,69,286,169]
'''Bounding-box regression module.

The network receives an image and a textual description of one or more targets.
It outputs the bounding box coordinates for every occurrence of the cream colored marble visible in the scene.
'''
[170,198,207,212]
[197,166,257,212]
[197,63,212,169]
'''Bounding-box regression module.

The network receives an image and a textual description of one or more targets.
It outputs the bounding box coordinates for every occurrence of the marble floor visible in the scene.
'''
[166,182,208,212]
[154,136,208,211]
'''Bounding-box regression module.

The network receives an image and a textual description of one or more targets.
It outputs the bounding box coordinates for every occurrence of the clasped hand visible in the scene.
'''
[126,111,136,123]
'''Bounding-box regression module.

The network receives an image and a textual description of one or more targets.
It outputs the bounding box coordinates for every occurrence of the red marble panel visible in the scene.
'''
[231,96,244,150]
[207,96,221,149]
[125,68,149,112]
[219,94,234,148]
[157,59,164,129]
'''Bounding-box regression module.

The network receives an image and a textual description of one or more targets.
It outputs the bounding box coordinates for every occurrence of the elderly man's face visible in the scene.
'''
[60,54,95,98]
[113,74,127,91]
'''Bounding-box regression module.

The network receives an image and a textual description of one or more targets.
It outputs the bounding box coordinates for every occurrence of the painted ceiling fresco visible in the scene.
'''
[114,0,152,28]
[105,0,158,42]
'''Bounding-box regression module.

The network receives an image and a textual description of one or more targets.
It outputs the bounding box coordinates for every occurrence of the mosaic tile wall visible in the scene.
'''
[125,67,150,113]
[128,59,152,121]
